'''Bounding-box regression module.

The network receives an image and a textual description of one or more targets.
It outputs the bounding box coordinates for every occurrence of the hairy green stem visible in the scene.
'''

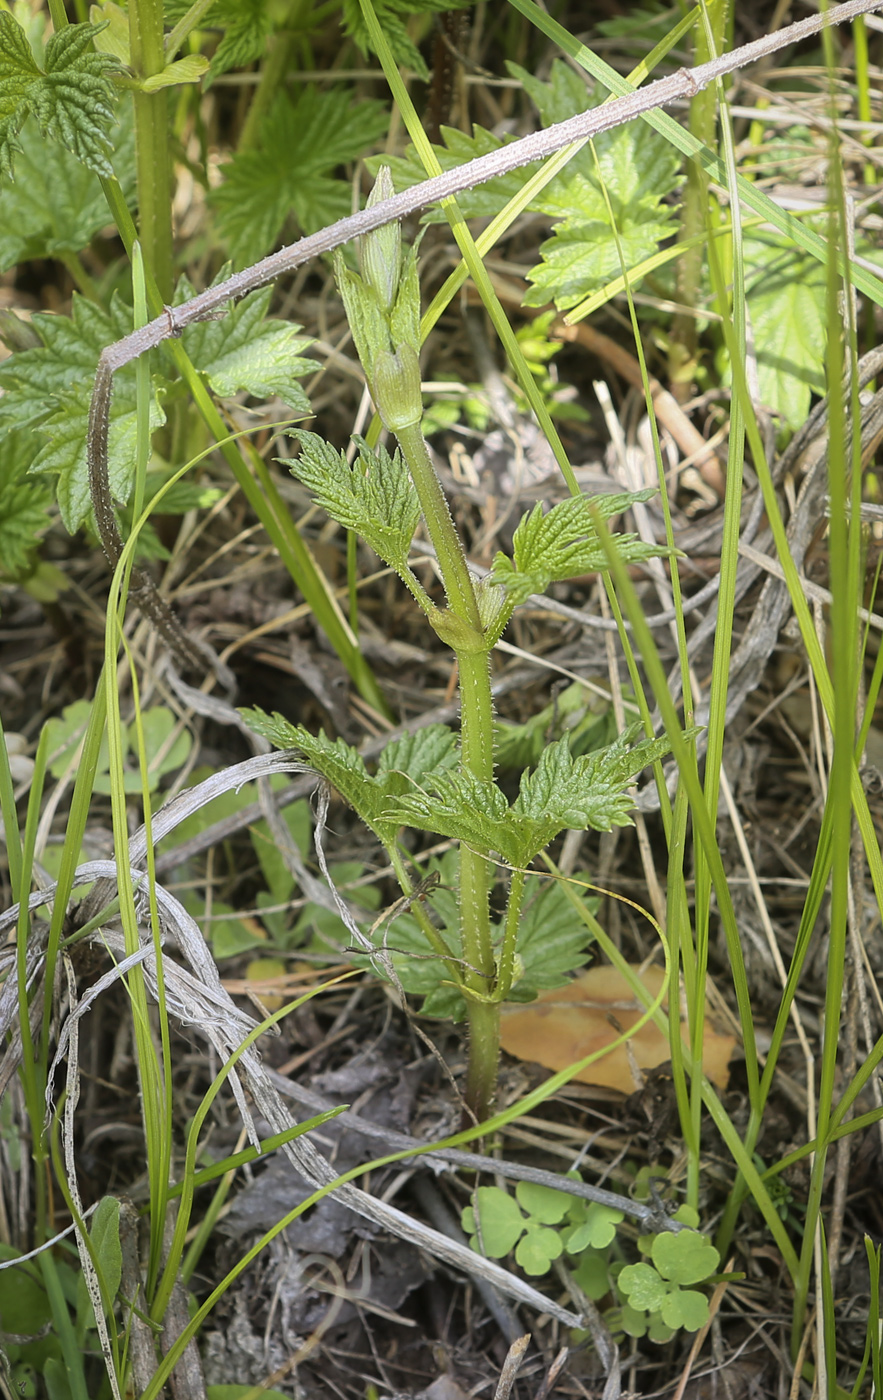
[129,0,175,300]
[497,866,526,1001]
[394,421,499,1121]
[395,422,482,632]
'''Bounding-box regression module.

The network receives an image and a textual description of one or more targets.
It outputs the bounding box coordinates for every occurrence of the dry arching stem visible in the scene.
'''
[87,0,883,664]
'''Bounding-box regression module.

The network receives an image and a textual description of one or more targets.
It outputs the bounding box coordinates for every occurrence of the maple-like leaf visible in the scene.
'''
[0,427,54,576]
[210,85,388,266]
[0,99,135,272]
[181,282,319,409]
[0,293,165,533]
[372,59,680,310]
[0,15,119,180]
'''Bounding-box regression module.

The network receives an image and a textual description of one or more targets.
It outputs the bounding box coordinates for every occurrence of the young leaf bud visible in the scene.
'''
[361,167,401,312]
[372,344,423,432]
[334,252,387,386]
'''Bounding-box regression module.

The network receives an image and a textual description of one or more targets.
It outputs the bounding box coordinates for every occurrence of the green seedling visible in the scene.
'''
[244,170,688,1121]
[614,1219,720,1340]
[463,1180,624,1278]
[44,699,191,797]
[463,1180,720,1343]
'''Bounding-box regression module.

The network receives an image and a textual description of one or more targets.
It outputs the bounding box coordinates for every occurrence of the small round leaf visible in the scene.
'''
[652,1231,720,1286]
[618,1262,667,1313]
[516,1225,563,1276]
[660,1287,710,1332]
[466,1187,525,1258]
[515,1179,571,1224]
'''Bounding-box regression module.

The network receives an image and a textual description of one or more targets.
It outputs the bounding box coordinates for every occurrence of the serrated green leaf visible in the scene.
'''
[211,86,388,266]
[651,1230,719,1286]
[742,233,827,431]
[0,427,53,576]
[0,290,163,531]
[489,492,663,606]
[381,768,514,858]
[241,705,387,824]
[369,58,679,310]
[207,0,271,81]
[284,432,421,573]
[618,1261,667,1313]
[506,727,676,864]
[513,730,647,835]
[182,283,318,409]
[375,724,458,791]
[36,385,165,534]
[0,15,119,180]
[381,725,676,869]
[513,876,597,997]
[510,61,680,311]
[0,99,134,271]
[465,1186,526,1257]
[524,211,679,311]
[0,294,132,428]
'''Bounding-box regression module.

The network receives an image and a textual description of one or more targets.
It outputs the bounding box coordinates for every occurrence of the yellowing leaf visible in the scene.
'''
[142,56,209,91]
[500,964,735,1093]
[245,958,289,1012]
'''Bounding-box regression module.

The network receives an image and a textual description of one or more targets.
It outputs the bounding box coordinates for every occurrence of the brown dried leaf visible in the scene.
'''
[500,964,735,1093]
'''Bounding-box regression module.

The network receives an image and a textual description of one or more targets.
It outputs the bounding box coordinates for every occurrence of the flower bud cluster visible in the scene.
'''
[334,167,423,431]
